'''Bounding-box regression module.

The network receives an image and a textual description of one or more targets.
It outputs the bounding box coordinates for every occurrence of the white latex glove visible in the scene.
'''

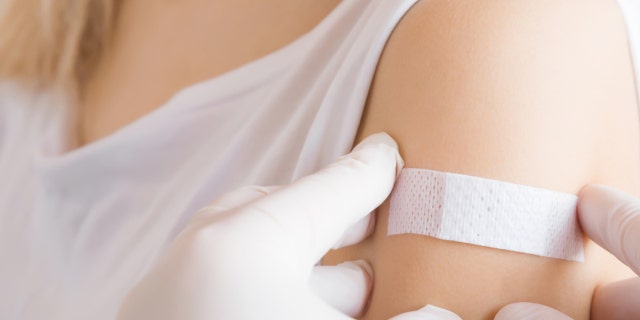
[494,185,640,320]
[117,133,456,320]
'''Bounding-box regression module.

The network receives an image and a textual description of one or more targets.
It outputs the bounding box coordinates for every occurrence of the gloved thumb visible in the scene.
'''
[388,305,462,320]
[578,184,640,275]
[494,302,572,320]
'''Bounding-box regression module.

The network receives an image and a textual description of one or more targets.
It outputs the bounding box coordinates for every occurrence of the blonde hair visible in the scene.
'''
[0,0,118,91]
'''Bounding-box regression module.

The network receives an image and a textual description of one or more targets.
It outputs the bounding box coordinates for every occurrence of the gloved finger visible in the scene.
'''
[577,184,640,275]
[194,185,282,219]
[309,260,373,317]
[246,132,404,267]
[494,303,572,320]
[591,277,640,320]
[332,211,376,249]
[388,305,462,320]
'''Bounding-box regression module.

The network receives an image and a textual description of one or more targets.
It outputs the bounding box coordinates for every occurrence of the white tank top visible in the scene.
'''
[0,1,420,319]
[0,1,638,319]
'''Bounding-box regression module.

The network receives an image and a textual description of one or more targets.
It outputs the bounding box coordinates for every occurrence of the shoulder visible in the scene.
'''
[358,0,640,194]
[391,0,630,54]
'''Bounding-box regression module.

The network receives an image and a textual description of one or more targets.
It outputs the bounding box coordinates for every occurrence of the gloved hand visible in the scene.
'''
[117,133,460,320]
[494,185,640,320]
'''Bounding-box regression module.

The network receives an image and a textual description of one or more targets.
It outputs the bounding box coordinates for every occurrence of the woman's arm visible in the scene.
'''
[323,0,640,319]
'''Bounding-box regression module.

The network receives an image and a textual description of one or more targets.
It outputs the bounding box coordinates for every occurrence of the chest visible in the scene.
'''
[77,0,341,147]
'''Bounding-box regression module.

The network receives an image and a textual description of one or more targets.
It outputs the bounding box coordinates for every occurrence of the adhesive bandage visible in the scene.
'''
[388,168,584,262]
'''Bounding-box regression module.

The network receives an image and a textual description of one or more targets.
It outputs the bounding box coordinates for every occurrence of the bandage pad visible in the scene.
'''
[388,168,584,262]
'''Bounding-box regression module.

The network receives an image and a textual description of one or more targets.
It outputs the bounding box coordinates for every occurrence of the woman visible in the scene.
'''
[0,0,638,319]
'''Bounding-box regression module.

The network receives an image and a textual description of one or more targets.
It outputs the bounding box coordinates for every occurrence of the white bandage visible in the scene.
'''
[388,168,584,262]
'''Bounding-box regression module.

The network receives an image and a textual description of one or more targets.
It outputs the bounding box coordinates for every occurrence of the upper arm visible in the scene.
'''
[325,0,640,318]
[359,0,639,193]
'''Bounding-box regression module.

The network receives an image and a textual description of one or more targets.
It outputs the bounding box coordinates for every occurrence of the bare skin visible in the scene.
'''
[79,0,639,319]
[79,0,342,146]
[324,0,640,319]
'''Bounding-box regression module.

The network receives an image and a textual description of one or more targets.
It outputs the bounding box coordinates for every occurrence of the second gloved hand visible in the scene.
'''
[494,185,640,320]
